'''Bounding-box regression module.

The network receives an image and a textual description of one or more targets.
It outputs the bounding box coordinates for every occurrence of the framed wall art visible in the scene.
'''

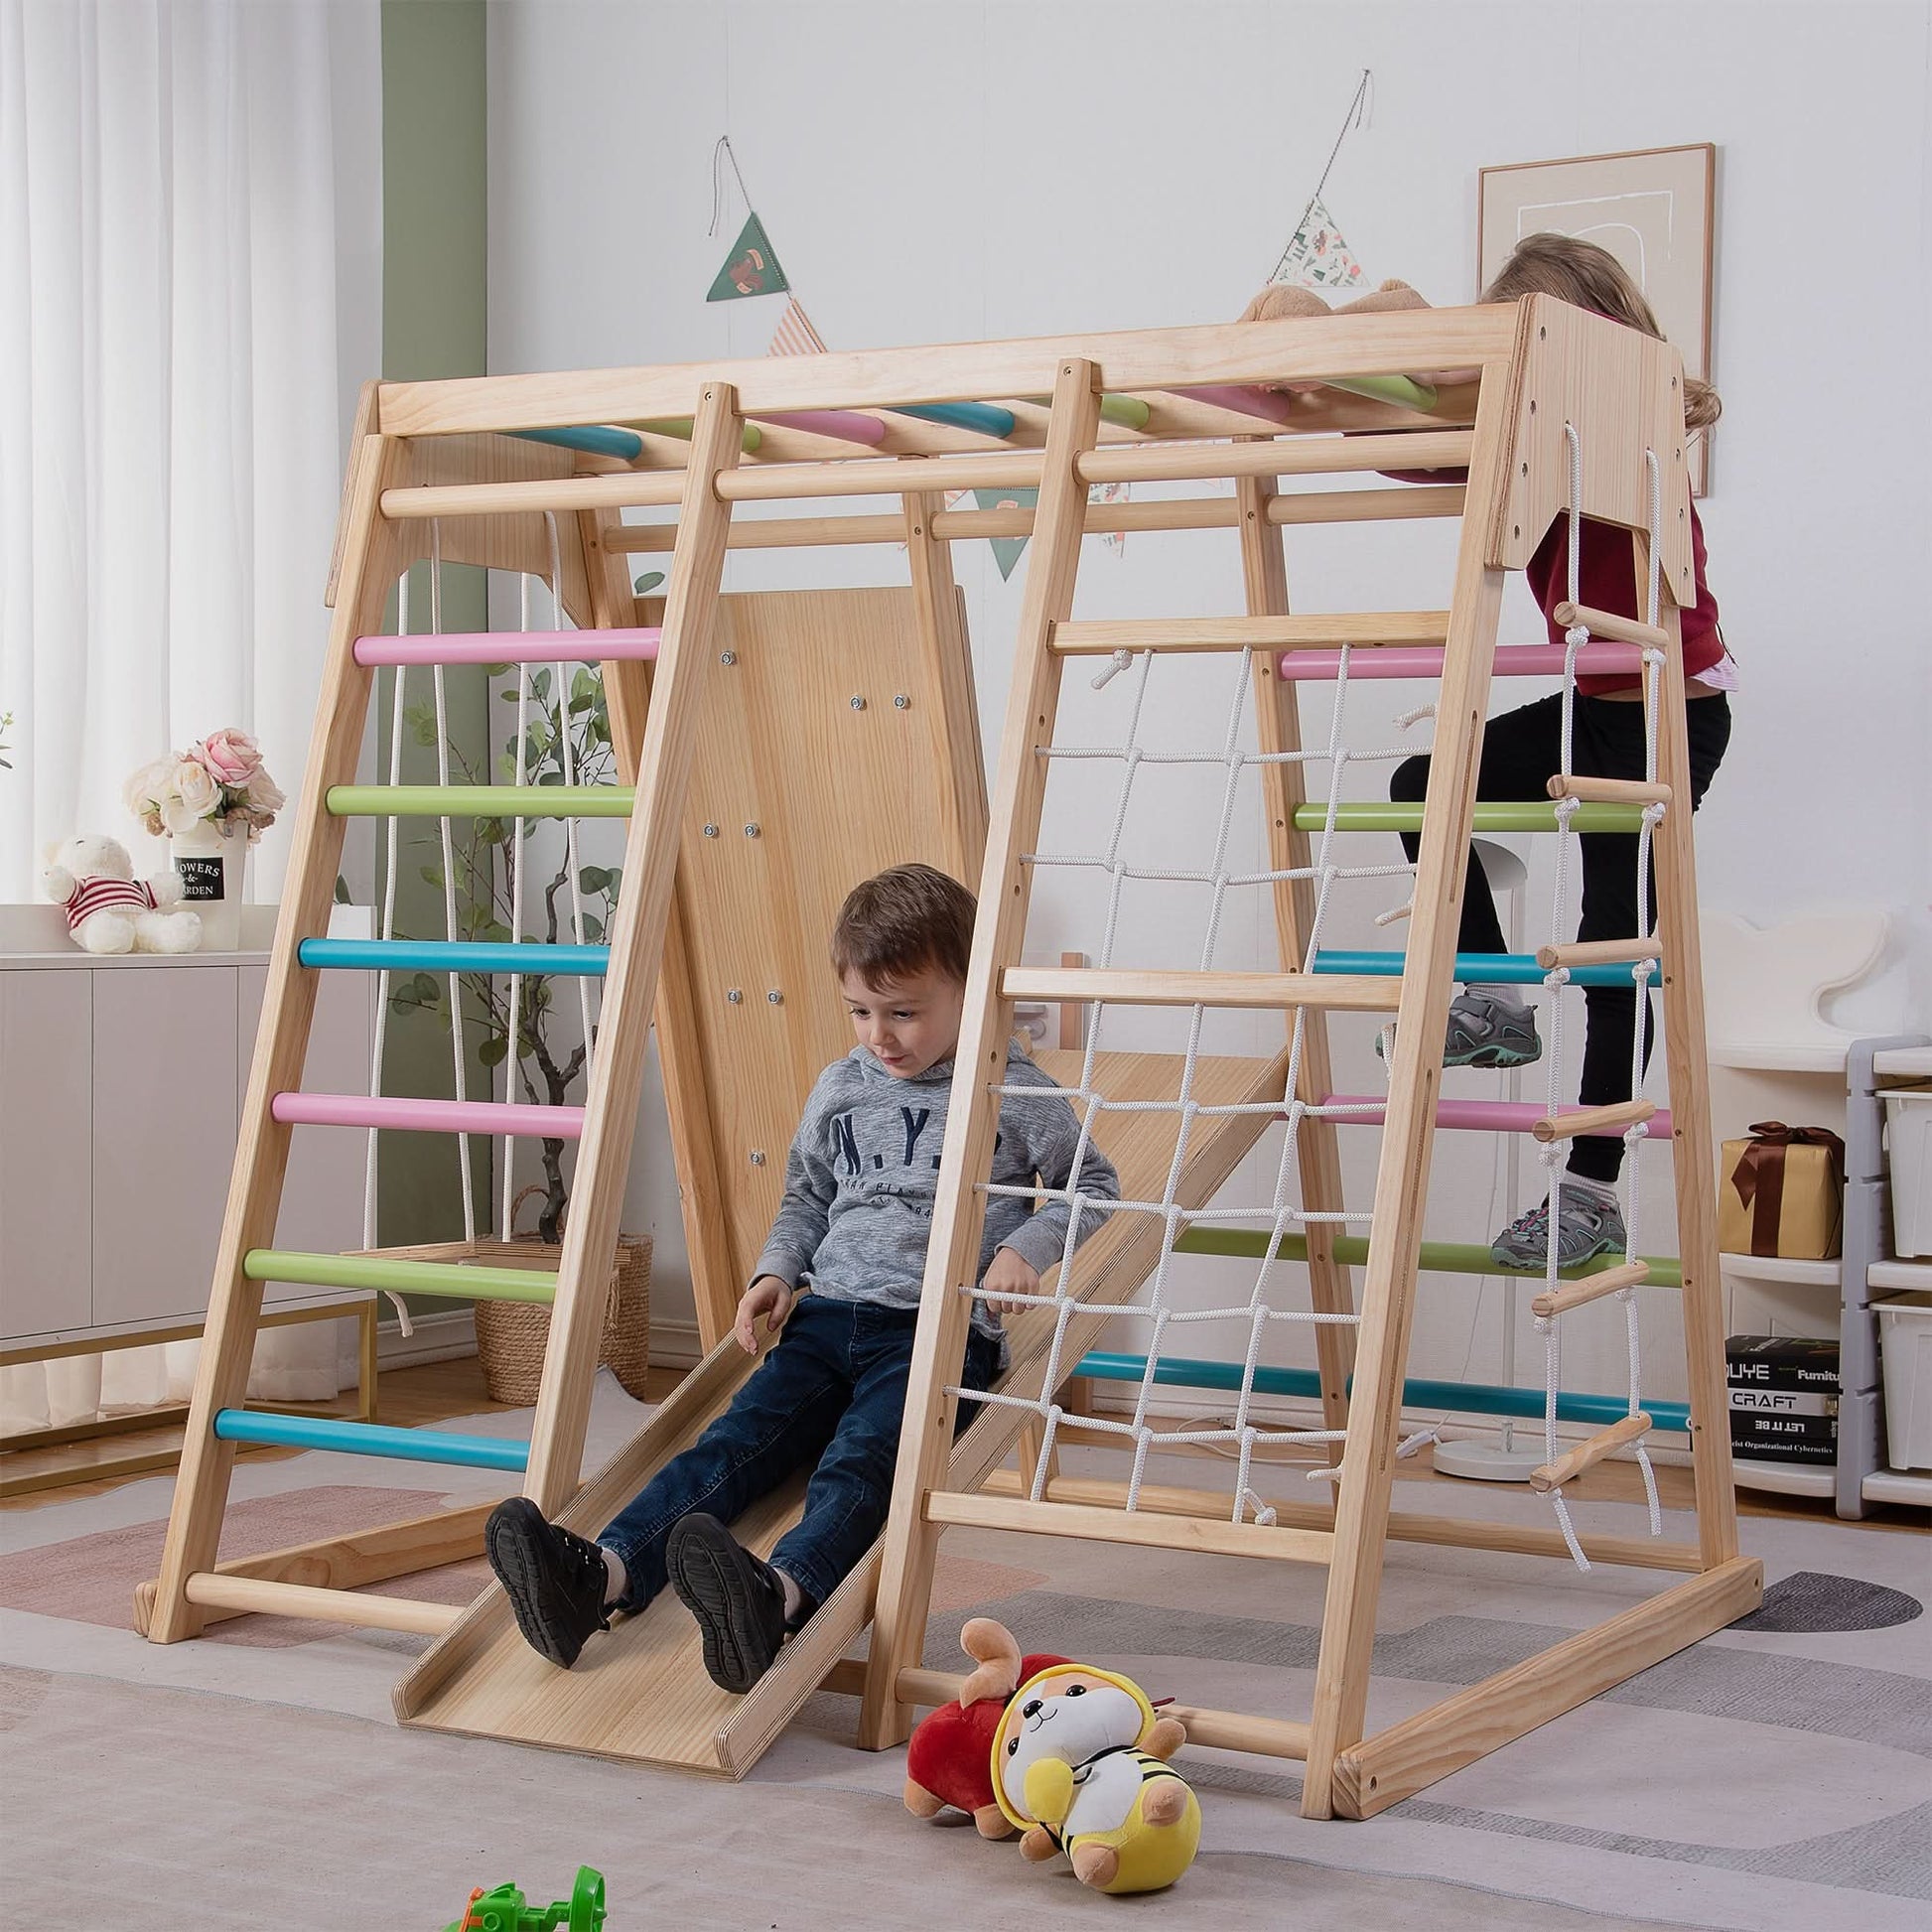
[1478,143,1717,492]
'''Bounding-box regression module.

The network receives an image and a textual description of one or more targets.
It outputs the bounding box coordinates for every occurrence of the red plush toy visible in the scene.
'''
[903,1617,1069,1840]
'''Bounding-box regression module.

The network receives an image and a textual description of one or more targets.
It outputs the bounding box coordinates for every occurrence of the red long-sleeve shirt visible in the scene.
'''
[1526,503,1725,696]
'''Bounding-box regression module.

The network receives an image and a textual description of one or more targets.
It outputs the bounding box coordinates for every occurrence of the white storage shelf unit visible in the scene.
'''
[0,904,375,1356]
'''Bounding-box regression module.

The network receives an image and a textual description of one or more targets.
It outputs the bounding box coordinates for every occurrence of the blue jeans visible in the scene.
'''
[598,1295,1000,1617]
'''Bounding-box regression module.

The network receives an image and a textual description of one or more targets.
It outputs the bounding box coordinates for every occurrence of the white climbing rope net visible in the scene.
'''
[949,637,1423,1524]
[1535,426,1668,1569]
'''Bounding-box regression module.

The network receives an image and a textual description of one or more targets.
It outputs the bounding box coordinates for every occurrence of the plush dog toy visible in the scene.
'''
[41,834,202,955]
[903,1618,1069,1839]
[990,1660,1200,1895]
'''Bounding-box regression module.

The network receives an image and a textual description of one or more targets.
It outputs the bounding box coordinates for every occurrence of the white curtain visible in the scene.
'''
[0,0,380,902]
[0,0,382,1428]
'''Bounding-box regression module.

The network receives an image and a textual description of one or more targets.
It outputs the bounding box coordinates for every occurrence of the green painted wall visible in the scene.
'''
[375,0,492,1250]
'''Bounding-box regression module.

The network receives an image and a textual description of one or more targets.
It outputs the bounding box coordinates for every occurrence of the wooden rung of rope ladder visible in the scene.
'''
[1532,1097,1657,1143]
[1536,935,1664,969]
[1546,773,1673,808]
[1531,1260,1652,1318]
[1552,601,1671,649]
[1530,1413,1654,1493]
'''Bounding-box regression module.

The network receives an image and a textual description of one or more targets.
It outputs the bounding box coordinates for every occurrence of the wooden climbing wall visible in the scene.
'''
[659,587,987,1342]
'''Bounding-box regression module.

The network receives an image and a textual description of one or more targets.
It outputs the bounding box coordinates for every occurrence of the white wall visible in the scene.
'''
[486,0,1931,1401]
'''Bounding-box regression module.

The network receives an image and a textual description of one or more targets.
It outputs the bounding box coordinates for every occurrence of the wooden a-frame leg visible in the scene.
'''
[1644,599,1742,1572]
[520,384,744,1511]
[858,358,1103,1751]
[1299,365,1515,1814]
[577,509,740,1354]
[1237,468,1355,1448]
[148,432,407,1641]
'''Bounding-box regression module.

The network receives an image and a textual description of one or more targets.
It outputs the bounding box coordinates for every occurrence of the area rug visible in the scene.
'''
[3,1373,1927,1931]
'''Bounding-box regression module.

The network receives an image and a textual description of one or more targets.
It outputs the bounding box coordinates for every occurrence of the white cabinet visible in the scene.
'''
[0,907,374,1348]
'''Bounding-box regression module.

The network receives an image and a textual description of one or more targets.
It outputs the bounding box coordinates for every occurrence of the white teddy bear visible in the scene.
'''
[41,834,203,955]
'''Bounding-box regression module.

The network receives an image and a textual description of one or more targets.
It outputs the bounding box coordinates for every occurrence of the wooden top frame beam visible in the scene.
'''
[375,308,1519,438]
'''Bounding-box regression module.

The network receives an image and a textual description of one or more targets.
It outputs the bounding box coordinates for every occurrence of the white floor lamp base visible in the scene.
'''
[1434,1439,1546,1483]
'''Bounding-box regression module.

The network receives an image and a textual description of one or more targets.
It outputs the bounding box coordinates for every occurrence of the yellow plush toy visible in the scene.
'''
[989,1661,1201,1896]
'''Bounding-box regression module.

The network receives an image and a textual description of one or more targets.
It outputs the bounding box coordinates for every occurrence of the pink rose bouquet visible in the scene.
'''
[125,730,284,843]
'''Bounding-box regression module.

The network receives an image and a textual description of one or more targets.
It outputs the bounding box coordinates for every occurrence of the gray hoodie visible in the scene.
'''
[753,1039,1122,1341]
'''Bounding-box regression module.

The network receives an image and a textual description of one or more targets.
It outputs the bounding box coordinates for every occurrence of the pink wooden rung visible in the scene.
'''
[1277,642,1646,683]
[753,409,889,447]
[1321,1093,1672,1140]
[272,1092,587,1139]
[1171,383,1302,425]
[353,629,660,668]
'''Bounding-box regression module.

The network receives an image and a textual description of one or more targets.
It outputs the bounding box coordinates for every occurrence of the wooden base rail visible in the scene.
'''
[923,1488,1335,1566]
[1330,1559,1763,1818]
[979,1468,1704,1574]
[182,1573,462,1637]
[133,1503,494,1634]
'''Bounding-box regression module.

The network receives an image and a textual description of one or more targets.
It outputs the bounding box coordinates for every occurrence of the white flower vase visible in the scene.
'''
[171,818,248,950]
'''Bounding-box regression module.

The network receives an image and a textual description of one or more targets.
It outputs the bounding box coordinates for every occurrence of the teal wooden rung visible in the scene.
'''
[212,1409,529,1471]
[299,938,610,977]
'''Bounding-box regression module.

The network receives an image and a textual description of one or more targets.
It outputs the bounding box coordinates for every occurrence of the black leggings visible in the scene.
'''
[1391,693,1731,1184]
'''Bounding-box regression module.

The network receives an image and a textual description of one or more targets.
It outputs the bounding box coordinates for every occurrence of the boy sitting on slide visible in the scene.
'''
[484,863,1120,1693]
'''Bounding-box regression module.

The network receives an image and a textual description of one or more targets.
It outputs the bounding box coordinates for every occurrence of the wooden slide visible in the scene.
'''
[392,1046,1289,1775]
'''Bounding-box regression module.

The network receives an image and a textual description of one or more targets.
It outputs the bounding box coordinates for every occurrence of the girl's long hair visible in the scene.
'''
[1482,232,1721,430]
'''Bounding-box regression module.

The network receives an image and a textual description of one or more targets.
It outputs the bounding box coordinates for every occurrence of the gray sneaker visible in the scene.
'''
[1377,988,1543,1069]
[1492,1181,1627,1271]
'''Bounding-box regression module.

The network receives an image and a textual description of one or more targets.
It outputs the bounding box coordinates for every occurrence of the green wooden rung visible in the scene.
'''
[243,1249,559,1303]
[326,785,633,819]
[1292,802,1645,834]
[1171,1227,1682,1291]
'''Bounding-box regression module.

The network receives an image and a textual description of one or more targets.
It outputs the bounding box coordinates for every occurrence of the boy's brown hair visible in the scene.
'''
[1482,232,1721,431]
[831,864,976,988]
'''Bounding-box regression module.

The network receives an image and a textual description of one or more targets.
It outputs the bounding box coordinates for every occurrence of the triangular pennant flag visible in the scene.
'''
[707,213,789,302]
[766,296,828,356]
[1270,196,1368,291]
[974,487,1037,580]
[1089,480,1130,555]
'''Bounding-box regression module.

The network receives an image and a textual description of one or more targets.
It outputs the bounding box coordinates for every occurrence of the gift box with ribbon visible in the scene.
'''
[1719,1122,1845,1260]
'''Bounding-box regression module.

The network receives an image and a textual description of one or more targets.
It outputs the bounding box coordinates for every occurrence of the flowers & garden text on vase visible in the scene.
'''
[124,731,284,949]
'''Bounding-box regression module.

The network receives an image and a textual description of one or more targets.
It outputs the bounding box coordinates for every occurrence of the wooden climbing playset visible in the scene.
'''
[142,298,1759,1818]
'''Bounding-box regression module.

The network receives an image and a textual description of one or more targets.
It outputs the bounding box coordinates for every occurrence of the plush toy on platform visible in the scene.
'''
[40,834,202,955]
[991,1659,1200,1895]
[903,1618,1069,1839]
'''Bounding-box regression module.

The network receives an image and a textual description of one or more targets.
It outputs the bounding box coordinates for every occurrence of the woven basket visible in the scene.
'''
[472,1190,651,1406]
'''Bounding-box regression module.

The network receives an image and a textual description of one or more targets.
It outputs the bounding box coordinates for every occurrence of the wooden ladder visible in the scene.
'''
[142,384,747,1643]
[858,321,1756,1818]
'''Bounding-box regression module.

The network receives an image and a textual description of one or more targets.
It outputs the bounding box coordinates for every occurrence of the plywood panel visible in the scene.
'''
[91,968,239,1327]
[0,972,94,1340]
[671,589,985,1290]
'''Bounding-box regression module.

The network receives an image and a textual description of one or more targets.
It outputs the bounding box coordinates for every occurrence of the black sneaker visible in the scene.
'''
[483,1496,611,1669]
[665,1513,789,1694]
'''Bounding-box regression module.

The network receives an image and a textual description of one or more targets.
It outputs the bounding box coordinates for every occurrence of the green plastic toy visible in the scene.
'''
[443,1865,606,1932]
